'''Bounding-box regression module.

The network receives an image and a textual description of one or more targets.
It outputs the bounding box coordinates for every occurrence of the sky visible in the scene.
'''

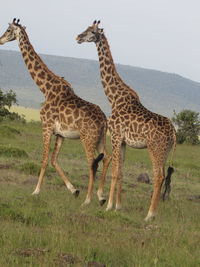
[0,0,200,82]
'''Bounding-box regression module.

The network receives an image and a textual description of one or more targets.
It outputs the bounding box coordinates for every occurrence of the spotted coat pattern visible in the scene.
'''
[0,20,111,205]
[77,21,176,220]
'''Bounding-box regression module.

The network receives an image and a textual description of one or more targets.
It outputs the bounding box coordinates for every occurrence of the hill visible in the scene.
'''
[0,49,200,117]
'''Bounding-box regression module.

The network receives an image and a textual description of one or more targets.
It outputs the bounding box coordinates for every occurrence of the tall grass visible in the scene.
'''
[0,120,200,266]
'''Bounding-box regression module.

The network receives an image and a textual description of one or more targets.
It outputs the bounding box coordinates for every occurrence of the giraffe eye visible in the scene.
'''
[92,31,95,34]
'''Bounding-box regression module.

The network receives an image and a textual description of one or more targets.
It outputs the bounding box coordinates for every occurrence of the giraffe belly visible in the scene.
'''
[54,121,80,139]
[125,137,147,149]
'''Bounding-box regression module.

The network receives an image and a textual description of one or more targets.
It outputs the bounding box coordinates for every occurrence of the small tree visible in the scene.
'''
[172,109,200,145]
[0,89,24,121]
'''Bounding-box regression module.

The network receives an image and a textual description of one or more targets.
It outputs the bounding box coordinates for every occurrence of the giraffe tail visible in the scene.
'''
[162,131,176,201]
[92,153,104,178]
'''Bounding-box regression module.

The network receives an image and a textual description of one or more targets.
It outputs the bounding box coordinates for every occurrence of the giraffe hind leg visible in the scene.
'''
[145,164,165,221]
[96,134,111,206]
[51,135,79,196]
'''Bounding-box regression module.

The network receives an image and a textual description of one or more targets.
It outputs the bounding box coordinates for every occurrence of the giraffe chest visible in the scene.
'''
[54,121,80,139]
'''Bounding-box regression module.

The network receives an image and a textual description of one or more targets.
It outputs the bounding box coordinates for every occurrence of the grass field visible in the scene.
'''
[0,120,200,266]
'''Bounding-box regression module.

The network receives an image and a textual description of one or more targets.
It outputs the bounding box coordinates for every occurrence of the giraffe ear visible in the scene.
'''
[100,28,104,33]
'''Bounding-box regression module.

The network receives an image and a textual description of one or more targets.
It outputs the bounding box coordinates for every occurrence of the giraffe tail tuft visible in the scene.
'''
[92,153,104,178]
[162,166,174,201]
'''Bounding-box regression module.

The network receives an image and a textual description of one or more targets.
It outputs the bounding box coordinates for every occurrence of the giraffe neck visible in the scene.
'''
[17,27,59,97]
[95,34,139,105]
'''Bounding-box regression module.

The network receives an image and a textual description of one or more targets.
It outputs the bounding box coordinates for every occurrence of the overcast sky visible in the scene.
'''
[0,0,200,82]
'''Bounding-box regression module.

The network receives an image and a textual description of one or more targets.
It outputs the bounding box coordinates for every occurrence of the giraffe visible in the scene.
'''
[76,21,176,221]
[0,18,111,206]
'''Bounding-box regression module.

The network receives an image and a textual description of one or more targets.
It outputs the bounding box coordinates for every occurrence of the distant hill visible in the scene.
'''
[0,49,200,117]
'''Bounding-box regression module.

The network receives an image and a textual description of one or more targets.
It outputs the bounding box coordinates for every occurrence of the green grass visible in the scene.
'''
[0,120,200,266]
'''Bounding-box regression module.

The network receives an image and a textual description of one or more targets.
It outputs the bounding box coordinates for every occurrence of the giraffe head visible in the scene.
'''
[0,18,24,45]
[76,20,104,44]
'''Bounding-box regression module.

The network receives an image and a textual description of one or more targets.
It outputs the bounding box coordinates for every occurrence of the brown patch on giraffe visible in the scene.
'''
[59,113,66,123]
[30,72,36,79]
[105,59,110,65]
[47,92,54,101]
[34,62,41,71]
[29,55,34,61]
[74,109,79,119]
[110,86,115,94]
[45,82,51,90]
[105,76,111,83]
[36,79,43,86]
[46,111,51,119]
[46,74,52,81]
[107,66,112,74]
[38,71,46,79]
[64,108,71,115]
[60,105,65,112]
[22,51,27,57]
[28,63,32,70]
[45,104,50,110]
[102,81,106,87]
[100,63,104,68]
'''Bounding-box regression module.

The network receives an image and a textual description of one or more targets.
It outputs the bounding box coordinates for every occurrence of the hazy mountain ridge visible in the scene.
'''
[0,49,200,117]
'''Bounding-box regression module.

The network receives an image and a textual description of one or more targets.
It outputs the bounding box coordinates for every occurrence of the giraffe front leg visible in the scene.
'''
[32,130,51,195]
[51,135,79,197]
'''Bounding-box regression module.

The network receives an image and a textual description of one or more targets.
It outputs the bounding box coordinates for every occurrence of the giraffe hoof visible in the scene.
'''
[73,189,80,198]
[99,198,106,206]
[144,212,155,222]
[31,189,40,195]
[106,205,112,211]
[81,199,91,206]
